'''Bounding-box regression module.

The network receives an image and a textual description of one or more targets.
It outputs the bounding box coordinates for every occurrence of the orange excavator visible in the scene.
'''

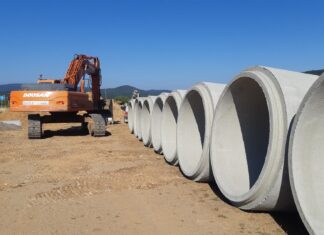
[10,54,111,138]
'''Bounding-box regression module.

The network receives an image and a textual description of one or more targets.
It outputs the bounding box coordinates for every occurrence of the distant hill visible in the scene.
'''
[0,83,22,96]
[304,69,324,76]
[0,83,170,99]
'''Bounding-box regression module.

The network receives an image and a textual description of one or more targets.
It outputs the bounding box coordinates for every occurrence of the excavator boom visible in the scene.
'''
[63,54,102,109]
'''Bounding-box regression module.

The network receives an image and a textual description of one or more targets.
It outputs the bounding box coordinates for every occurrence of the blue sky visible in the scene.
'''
[0,0,323,90]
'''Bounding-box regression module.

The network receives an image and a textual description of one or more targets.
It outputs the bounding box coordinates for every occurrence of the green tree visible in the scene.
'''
[114,96,129,104]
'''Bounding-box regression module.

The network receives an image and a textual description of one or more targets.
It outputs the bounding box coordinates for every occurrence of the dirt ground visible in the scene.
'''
[0,111,307,234]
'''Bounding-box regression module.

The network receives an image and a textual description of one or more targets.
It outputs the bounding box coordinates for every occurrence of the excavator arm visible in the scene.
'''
[63,54,102,109]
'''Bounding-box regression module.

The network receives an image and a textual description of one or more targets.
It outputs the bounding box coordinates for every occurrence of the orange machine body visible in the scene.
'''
[8,54,109,138]
[10,54,102,113]
[10,90,93,112]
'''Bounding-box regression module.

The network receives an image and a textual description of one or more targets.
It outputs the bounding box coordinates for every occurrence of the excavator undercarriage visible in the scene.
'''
[27,112,107,138]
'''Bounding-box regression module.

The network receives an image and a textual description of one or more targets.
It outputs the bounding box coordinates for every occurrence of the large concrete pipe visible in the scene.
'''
[161,90,186,165]
[177,82,225,181]
[133,98,139,137]
[127,99,136,133]
[137,98,145,140]
[151,93,169,154]
[210,66,318,211]
[141,96,157,147]
[288,74,324,234]
[134,98,145,138]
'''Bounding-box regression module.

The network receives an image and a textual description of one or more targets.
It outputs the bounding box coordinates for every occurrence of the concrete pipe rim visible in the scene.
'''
[151,94,168,153]
[177,84,215,179]
[134,98,144,138]
[127,100,135,133]
[141,98,154,146]
[161,93,181,164]
[288,75,324,234]
[133,99,139,136]
[137,100,144,140]
[210,70,287,207]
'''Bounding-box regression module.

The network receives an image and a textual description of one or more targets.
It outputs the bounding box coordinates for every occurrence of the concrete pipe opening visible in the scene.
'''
[137,100,144,140]
[212,78,269,196]
[151,93,169,154]
[177,83,225,181]
[133,99,139,136]
[161,90,186,165]
[210,66,318,211]
[127,100,135,133]
[134,98,144,138]
[289,75,324,234]
[141,96,157,147]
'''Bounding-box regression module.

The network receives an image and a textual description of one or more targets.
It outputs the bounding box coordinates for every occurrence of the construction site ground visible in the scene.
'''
[0,109,306,234]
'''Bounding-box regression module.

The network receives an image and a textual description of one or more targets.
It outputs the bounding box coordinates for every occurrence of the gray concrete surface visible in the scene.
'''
[177,82,225,182]
[137,100,145,141]
[151,93,169,154]
[141,96,157,147]
[210,66,318,211]
[127,99,136,133]
[134,98,145,138]
[288,74,324,235]
[161,90,187,165]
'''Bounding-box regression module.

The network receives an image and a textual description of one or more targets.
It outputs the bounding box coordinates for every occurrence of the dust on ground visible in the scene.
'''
[112,101,126,122]
[0,111,307,235]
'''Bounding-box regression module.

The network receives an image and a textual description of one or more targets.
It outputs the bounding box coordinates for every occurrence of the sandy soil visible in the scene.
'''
[0,112,307,234]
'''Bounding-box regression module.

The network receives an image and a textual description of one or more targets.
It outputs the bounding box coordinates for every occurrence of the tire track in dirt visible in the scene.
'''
[29,165,183,205]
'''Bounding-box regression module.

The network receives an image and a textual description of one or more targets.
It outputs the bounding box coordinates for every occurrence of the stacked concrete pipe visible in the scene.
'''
[161,90,186,165]
[177,82,225,181]
[134,98,145,139]
[288,74,324,234]
[127,99,136,133]
[151,92,169,154]
[210,66,318,211]
[141,96,157,147]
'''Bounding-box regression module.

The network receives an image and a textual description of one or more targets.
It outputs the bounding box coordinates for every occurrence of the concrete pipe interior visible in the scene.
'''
[177,90,206,174]
[137,101,143,140]
[211,77,270,197]
[128,101,134,132]
[161,97,178,162]
[134,99,141,137]
[141,100,152,145]
[289,78,324,234]
[151,98,164,152]
[133,100,139,136]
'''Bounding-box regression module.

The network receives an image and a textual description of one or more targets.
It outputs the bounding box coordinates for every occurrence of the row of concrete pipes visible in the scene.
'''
[127,66,324,235]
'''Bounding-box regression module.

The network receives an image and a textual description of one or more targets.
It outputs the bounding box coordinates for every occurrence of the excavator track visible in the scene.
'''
[28,114,42,139]
[88,113,106,137]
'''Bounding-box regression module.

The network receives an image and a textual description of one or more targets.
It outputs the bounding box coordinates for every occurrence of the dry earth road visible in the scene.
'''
[0,112,307,234]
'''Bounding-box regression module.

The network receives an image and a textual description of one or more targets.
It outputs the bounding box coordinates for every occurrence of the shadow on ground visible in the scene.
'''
[271,212,307,234]
[43,126,111,138]
[208,181,307,234]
